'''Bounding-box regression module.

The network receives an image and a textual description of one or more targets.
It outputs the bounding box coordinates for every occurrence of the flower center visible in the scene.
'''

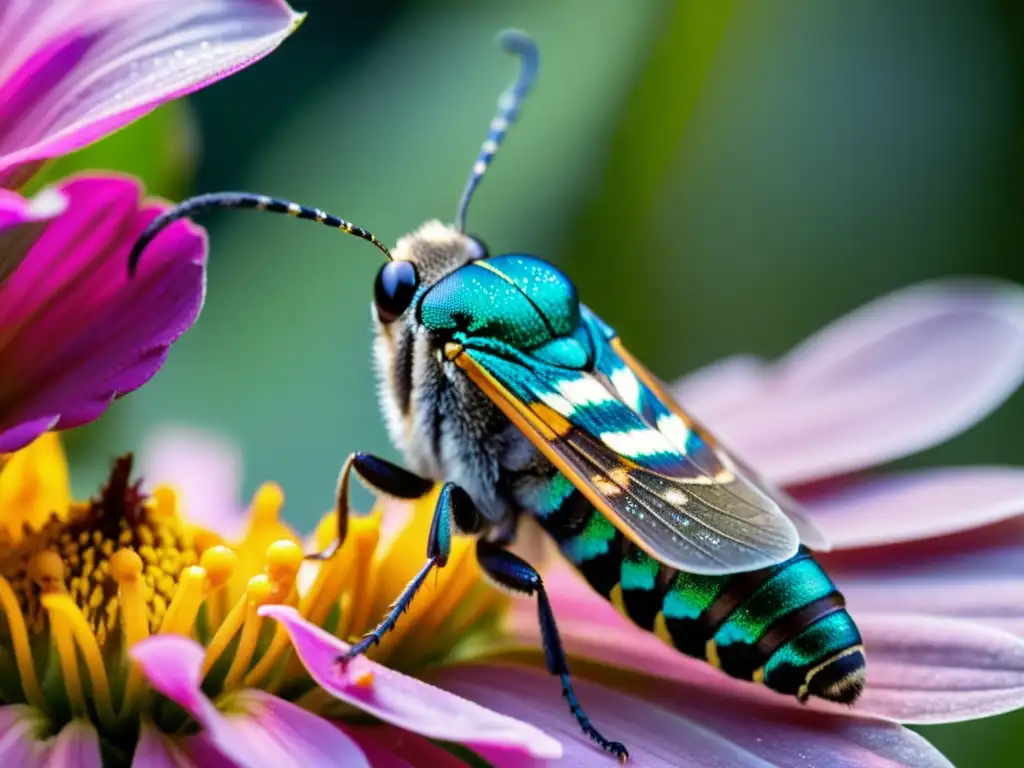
[0,454,197,645]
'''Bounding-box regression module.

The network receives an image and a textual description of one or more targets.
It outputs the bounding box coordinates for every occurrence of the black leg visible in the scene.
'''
[306,452,435,561]
[476,540,629,764]
[341,482,484,661]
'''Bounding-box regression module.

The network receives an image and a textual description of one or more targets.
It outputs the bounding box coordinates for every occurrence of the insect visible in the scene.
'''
[129,30,865,762]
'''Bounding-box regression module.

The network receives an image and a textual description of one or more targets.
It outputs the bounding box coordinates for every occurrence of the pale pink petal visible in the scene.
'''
[853,614,1024,724]
[44,720,102,768]
[259,604,562,763]
[131,634,368,768]
[0,0,304,184]
[676,279,1024,485]
[0,705,48,767]
[138,424,245,537]
[806,467,1024,549]
[515,564,1024,725]
[670,354,769,423]
[132,722,235,768]
[432,664,952,768]
[828,520,1024,636]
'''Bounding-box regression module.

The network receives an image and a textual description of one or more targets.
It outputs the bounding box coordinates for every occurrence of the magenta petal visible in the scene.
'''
[0,0,304,184]
[0,416,58,453]
[259,604,563,762]
[807,466,1024,549]
[0,187,64,230]
[343,725,473,768]
[0,175,206,452]
[432,664,952,768]
[680,279,1024,485]
[131,634,368,768]
[854,614,1024,724]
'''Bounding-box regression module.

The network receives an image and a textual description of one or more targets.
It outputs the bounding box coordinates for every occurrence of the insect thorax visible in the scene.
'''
[372,220,552,534]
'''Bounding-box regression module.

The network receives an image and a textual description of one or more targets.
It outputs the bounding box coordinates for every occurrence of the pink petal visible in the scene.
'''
[0,186,65,289]
[514,564,1024,725]
[0,0,304,185]
[853,614,1024,724]
[806,466,1024,549]
[828,519,1024,637]
[0,187,64,230]
[431,664,952,768]
[44,720,102,768]
[0,417,58,454]
[131,634,369,768]
[0,174,206,452]
[138,424,246,537]
[676,279,1024,485]
[0,705,48,766]
[343,724,474,768]
[259,604,562,763]
[132,722,235,768]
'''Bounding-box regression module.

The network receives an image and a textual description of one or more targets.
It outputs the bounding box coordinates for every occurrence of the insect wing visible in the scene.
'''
[450,340,800,575]
[581,307,831,552]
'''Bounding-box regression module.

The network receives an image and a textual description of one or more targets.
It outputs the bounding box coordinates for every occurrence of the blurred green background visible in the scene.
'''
[63,0,1024,764]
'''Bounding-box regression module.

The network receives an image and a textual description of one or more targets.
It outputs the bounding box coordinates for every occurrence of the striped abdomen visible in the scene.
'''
[527,482,866,703]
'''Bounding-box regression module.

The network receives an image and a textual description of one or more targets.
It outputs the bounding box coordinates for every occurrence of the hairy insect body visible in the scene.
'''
[374,221,865,704]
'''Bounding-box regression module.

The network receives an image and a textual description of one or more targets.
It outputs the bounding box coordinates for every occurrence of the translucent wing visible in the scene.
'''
[581,307,831,552]
[448,323,802,575]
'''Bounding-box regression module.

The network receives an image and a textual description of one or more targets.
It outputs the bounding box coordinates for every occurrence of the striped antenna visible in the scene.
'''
[454,30,540,232]
[127,192,391,276]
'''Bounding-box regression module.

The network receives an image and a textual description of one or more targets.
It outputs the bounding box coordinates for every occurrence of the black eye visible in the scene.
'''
[374,260,419,323]
[468,236,489,260]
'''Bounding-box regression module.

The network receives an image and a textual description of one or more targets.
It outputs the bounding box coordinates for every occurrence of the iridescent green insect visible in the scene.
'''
[129,30,865,762]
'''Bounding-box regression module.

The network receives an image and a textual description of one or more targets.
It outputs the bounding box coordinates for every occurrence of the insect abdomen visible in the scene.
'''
[530,485,866,703]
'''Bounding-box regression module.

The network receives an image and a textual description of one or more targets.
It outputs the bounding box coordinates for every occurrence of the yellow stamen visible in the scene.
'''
[243,540,302,687]
[0,575,46,711]
[231,484,296,599]
[0,433,69,546]
[222,575,272,691]
[42,592,118,730]
[159,565,208,636]
[200,545,237,633]
[111,549,150,719]
[309,511,380,634]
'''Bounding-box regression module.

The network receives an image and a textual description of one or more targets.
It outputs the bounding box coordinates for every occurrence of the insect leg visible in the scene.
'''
[305,452,435,561]
[341,482,484,661]
[475,540,629,764]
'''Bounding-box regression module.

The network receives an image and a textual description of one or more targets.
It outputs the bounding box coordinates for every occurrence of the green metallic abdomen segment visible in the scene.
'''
[418,255,580,351]
[527,481,865,704]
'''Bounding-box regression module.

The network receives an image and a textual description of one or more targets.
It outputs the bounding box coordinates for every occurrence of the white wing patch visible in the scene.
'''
[599,428,674,459]
[609,365,643,411]
[656,412,692,454]
[557,376,618,407]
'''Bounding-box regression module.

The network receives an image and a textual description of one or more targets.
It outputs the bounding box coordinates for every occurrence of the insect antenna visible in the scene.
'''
[454,29,540,233]
[127,192,391,276]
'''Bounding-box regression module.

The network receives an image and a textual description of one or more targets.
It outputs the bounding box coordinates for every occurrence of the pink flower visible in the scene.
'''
[0,0,303,453]
[0,0,304,188]
[129,279,1024,766]
[0,175,206,453]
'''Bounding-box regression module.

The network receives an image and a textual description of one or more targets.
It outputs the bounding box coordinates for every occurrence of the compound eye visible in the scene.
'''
[468,236,489,260]
[374,260,419,324]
